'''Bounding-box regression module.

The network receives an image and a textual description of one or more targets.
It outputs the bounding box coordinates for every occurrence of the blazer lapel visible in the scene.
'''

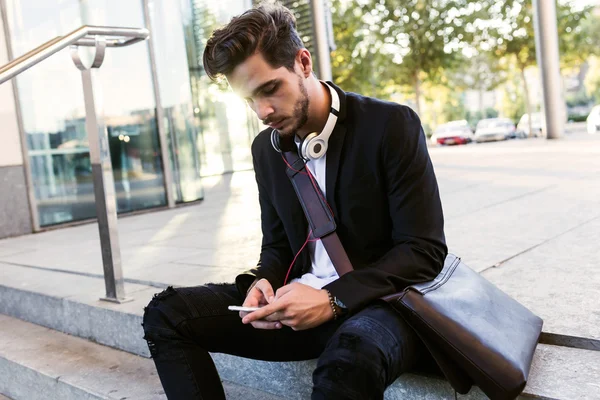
[325,82,348,219]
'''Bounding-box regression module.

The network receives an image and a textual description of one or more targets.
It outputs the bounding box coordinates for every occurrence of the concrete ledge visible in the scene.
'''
[2,269,600,399]
[0,284,150,357]
[0,315,281,400]
[213,354,488,399]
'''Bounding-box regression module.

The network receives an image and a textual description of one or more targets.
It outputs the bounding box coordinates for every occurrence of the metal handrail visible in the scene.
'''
[0,24,150,303]
[0,25,149,84]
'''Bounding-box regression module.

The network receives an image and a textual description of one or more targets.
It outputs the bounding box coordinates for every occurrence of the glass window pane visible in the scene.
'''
[149,0,203,202]
[182,0,259,177]
[81,0,167,213]
[6,0,168,226]
[7,0,89,226]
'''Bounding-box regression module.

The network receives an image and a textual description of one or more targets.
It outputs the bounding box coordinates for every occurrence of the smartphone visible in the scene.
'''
[228,305,261,312]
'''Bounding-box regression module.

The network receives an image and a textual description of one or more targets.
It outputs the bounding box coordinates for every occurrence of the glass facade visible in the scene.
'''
[5,0,167,226]
[1,0,293,229]
[148,0,203,202]
[182,0,259,177]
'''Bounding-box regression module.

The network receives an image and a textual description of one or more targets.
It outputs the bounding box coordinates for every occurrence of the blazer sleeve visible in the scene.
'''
[324,105,448,311]
[235,142,293,296]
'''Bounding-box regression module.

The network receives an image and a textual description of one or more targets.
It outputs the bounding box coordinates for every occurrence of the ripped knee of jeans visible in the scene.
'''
[141,286,185,358]
[144,286,177,312]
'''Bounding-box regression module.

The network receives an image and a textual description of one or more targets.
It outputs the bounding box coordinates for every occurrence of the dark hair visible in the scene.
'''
[203,3,305,81]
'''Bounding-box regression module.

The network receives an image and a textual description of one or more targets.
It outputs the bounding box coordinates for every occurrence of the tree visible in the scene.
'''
[585,56,600,102]
[330,0,396,98]
[330,0,490,115]
[373,0,491,115]
[488,0,591,136]
[451,51,507,116]
[500,69,527,123]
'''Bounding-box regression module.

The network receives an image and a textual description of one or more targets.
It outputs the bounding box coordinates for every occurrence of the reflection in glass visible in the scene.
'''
[6,0,167,226]
[81,0,167,213]
[182,0,260,177]
[149,0,203,202]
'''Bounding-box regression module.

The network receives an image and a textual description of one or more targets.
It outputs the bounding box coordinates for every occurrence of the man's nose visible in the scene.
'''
[254,99,275,122]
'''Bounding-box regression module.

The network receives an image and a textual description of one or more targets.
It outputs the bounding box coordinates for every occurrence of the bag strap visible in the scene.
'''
[282,150,354,276]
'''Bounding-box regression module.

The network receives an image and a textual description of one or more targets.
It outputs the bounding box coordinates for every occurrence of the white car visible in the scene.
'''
[517,113,544,138]
[474,118,516,143]
[587,105,600,134]
[430,120,474,145]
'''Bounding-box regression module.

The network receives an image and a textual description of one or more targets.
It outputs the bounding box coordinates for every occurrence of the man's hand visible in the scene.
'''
[240,278,281,330]
[242,283,334,331]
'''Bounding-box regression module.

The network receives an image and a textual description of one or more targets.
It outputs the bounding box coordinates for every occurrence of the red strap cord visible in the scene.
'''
[283,229,318,286]
[280,154,336,286]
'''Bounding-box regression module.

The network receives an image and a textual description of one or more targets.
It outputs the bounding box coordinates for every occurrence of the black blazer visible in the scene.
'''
[236,82,447,312]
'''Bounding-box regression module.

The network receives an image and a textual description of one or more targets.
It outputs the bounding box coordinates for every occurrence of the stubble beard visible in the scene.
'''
[279,76,309,139]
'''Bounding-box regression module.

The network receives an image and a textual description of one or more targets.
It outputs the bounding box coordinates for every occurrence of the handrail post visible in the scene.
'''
[71,37,131,303]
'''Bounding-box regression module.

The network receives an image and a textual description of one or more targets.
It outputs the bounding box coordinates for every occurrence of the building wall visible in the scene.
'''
[0,8,33,238]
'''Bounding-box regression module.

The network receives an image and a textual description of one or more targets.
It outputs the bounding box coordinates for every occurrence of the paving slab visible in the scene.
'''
[445,179,600,272]
[482,216,600,347]
[524,344,600,400]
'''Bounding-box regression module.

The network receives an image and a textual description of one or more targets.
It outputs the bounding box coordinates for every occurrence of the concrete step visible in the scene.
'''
[0,315,282,400]
[212,344,600,400]
[2,265,600,399]
[3,313,600,400]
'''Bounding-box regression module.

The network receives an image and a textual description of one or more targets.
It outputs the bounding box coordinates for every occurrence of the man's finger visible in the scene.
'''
[255,279,275,303]
[242,302,284,323]
[275,284,295,299]
[262,311,287,322]
[250,320,282,330]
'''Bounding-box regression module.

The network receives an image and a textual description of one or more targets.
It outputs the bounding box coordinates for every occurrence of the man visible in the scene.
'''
[142,3,447,399]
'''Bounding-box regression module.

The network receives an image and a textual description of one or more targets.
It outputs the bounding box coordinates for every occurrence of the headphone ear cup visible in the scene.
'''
[271,129,281,153]
[300,132,318,160]
[310,139,327,159]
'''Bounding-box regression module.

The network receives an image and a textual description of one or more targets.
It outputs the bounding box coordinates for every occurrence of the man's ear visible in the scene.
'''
[296,49,313,78]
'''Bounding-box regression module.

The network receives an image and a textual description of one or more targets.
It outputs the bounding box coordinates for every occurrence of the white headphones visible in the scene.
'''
[271,81,340,161]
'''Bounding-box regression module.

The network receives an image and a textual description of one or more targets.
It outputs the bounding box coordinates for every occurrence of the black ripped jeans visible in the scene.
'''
[142,283,425,400]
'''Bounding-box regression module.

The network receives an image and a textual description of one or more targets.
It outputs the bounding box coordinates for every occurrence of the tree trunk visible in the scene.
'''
[520,65,533,137]
[479,85,485,118]
[414,72,422,116]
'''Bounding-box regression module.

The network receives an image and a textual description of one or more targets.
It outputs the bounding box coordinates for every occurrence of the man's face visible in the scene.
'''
[228,52,309,137]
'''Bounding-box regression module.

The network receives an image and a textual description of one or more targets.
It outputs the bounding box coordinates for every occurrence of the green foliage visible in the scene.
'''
[585,56,600,102]
[500,72,527,123]
[466,108,499,126]
[330,0,490,103]
[329,0,598,127]
[566,89,594,107]
[440,91,467,123]
[489,0,593,69]
[568,113,590,122]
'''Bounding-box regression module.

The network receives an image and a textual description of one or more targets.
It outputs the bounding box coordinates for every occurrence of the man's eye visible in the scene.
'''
[264,84,278,95]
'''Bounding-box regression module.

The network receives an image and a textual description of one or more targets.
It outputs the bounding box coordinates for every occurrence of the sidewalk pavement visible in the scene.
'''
[1,129,599,348]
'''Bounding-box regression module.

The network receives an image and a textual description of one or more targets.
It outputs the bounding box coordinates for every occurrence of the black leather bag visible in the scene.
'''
[282,149,543,400]
[382,254,543,399]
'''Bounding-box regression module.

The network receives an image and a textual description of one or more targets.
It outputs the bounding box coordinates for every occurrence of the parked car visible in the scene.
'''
[430,120,474,145]
[517,112,544,138]
[587,105,600,134]
[474,118,516,142]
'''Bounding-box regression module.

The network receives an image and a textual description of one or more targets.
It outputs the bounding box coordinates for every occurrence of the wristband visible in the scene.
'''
[325,289,338,320]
